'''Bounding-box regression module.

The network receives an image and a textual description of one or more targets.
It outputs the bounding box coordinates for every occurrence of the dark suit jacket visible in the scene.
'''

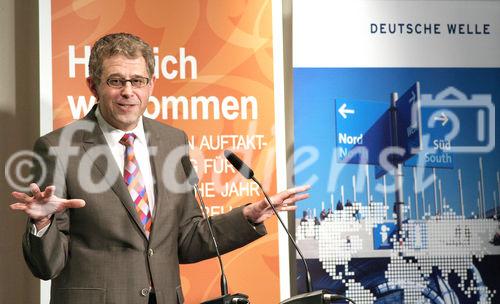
[22,106,266,304]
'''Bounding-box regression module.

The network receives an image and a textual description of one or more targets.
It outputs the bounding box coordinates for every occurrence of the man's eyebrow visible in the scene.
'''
[106,73,148,78]
[107,73,125,78]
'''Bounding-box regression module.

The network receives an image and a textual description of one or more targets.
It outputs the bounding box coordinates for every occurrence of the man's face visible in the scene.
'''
[87,54,154,131]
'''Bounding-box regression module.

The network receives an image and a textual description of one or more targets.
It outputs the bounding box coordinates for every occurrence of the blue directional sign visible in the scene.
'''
[334,98,390,165]
[395,82,422,160]
[376,112,454,173]
[335,82,455,170]
[401,84,454,169]
[404,107,454,168]
[375,82,442,176]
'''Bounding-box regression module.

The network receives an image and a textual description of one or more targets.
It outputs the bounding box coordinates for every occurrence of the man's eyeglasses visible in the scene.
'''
[106,77,150,88]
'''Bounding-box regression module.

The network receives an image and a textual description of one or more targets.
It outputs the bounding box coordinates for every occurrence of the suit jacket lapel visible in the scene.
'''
[143,118,167,242]
[80,106,148,239]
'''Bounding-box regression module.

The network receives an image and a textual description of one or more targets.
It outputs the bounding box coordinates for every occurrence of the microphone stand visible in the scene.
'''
[182,155,249,304]
[194,183,249,304]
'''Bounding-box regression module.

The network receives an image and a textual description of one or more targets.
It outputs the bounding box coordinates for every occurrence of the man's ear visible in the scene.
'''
[86,77,99,100]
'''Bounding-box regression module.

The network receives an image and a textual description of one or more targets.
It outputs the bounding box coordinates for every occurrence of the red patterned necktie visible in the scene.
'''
[120,133,152,238]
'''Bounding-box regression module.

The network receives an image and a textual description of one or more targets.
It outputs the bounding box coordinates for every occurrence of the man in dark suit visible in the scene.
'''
[10,33,310,304]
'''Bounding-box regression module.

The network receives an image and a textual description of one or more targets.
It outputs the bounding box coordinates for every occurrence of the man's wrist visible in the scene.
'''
[242,204,259,225]
[33,216,52,230]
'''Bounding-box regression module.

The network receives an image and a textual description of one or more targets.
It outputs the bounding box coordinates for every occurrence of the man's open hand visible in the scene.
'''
[10,183,85,229]
[243,185,311,224]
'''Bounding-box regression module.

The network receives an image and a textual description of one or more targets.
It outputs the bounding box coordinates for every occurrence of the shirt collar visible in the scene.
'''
[95,106,147,146]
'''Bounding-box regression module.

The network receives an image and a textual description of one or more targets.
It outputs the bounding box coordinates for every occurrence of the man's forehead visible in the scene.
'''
[101,55,148,74]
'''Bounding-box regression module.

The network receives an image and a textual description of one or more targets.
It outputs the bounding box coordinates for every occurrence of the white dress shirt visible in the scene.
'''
[33,108,156,236]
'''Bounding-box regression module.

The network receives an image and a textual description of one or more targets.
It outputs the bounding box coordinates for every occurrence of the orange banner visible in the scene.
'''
[50,0,279,303]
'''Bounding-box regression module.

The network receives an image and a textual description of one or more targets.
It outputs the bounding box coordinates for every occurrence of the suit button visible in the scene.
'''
[141,288,150,297]
[148,248,154,256]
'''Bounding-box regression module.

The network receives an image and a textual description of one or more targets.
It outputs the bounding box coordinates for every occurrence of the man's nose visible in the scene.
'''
[121,82,134,97]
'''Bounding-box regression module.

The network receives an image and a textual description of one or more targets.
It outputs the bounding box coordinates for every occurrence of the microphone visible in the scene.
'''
[181,155,249,304]
[223,150,254,179]
[224,150,355,304]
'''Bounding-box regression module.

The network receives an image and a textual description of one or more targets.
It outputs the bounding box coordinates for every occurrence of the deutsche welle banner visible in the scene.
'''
[293,1,500,303]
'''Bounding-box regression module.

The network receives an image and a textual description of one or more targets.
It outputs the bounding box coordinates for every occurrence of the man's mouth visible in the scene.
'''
[115,101,138,109]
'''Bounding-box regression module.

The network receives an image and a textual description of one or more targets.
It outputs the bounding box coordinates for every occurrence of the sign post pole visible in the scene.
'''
[433,168,438,216]
[458,169,465,218]
[390,92,405,237]
[413,167,419,220]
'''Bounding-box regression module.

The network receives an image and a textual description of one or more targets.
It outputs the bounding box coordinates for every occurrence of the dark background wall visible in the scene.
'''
[1,0,41,303]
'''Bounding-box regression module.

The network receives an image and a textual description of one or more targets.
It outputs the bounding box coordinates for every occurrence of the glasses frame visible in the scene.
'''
[105,77,150,89]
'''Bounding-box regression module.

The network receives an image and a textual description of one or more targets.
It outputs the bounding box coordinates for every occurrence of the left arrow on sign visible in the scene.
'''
[338,103,355,119]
